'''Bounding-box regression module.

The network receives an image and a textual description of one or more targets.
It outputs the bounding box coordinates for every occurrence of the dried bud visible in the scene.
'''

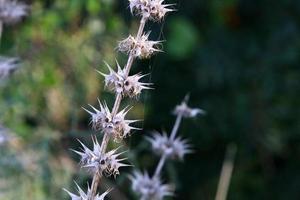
[73,138,129,177]
[118,33,161,59]
[174,100,206,118]
[83,101,139,141]
[0,57,19,79]
[130,171,174,200]
[98,61,152,97]
[64,183,111,200]
[0,0,29,25]
[129,0,174,21]
[147,131,192,160]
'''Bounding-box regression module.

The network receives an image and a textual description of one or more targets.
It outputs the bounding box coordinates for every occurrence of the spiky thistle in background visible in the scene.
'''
[130,96,205,200]
[65,0,174,199]
[0,0,29,80]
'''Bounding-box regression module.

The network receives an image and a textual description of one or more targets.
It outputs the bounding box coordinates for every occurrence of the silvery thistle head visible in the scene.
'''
[64,183,111,200]
[147,131,192,160]
[0,57,19,79]
[130,171,174,200]
[83,101,139,141]
[174,100,206,118]
[118,33,161,59]
[73,138,129,177]
[0,0,28,25]
[129,0,173,21]
[98,61,152,98]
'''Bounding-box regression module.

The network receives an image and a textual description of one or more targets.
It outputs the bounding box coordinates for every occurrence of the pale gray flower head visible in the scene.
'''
[73,139,129,177]
[118,33,161,59]
[147,131,192,160]
[174,100,206,118]
[0,0,29,25]
[130,171,174,200]
[64,183,111,200]
[0,57,19,79]
[98,61,152,97]
[129,0,174,21]
[83,101,139,141]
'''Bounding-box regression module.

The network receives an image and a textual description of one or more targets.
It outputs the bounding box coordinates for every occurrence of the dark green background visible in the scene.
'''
[1,0,300,199]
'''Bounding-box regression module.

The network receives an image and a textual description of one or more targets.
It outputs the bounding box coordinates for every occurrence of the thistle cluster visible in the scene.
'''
[65,0,174,199]
[98,61,152,98]
[73,138,129,177]
[83,101,139,142]
[0,57,19,80]
[0,0,28,25]
[64,183,111,200]
[118,33,161,59]
[130,96,205,200]
[129,0,173,21]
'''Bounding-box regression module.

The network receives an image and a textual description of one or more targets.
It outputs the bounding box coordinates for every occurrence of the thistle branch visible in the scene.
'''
[88,17,147,200]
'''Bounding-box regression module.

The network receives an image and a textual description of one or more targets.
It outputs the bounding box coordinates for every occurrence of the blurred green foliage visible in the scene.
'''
[1,0,300,200]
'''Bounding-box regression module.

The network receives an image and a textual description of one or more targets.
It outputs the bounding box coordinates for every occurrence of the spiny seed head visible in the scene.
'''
[147,131,192,160]
[98,61,152,97]
[73,138,129,177]
[118,33,161,59]
[174,98,206,118]
[129,0,174,21]
[130,171,174,200]
[0,0,29,25]
[64,183,111,200]
[83,101,139,141]
[0,57,20,79]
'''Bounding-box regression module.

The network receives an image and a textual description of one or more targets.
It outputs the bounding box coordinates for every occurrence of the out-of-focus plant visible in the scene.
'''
[130,95,205,200]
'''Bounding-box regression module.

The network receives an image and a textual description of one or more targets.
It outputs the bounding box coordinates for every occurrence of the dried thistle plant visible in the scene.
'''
[65,0,174,199]
[130,95,205,200]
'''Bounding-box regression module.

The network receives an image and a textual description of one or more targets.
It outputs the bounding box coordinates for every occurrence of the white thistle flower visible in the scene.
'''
[129,0,174,21]
[174,100,206,118]
[64,183,111,200]
[83,101,139,141]
[73,138,130,177]
[147,131,192,160]
[0,57,19,79]
[118,33,161,59]
[97,61,152,97]
[0,0,29,25]
[130,171,174,200]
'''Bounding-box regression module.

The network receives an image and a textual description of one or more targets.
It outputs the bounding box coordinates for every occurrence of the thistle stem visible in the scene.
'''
[153,154,167,178]
[0,21,3,44]
[88,17,147,200]
[170,113,183,140]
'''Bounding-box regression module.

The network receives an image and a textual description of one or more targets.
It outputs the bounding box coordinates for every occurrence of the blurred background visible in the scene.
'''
[1,0,300,199]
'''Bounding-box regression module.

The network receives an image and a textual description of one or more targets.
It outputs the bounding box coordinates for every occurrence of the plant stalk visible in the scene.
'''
[88,17,147,200]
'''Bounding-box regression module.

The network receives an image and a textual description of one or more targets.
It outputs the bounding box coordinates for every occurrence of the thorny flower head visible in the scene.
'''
[173,97,206,118]
[83,101,139,141]
[73,138,129,177]
[98,61,152,97]
[130,171,174,200]
[64,183,111,200]
[129,0,174,21]
[0,57,19,79]
[0,0,29,25]
[147,131,192,160]
[118,33,161,59]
